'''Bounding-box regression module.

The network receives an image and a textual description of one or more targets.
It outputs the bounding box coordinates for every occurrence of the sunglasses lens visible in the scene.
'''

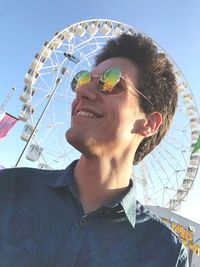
[98,67,121,92]
[71,71,90,92]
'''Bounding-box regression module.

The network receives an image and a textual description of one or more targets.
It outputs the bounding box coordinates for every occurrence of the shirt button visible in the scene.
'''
[79,217,86,226]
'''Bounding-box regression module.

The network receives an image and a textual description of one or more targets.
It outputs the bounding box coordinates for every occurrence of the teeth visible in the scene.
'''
[77,111,98,118]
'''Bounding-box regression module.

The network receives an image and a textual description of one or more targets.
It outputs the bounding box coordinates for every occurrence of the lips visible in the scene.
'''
[76,110,99,118]
[74,107,103,118]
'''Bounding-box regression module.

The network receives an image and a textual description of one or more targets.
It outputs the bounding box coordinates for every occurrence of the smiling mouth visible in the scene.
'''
[76,110,100,118]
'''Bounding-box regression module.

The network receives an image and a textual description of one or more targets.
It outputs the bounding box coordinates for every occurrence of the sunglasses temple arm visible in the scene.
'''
[122,77,153,105]
[129,87,153,105]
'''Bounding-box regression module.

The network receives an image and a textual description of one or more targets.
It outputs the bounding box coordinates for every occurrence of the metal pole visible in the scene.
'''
[15,68,66,167]
[0,86,16,111]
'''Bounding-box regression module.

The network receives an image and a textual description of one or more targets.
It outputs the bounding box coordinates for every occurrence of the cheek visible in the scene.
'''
[103,96,140,133]
[105,110,132,139]
[117,108,140,137]
[119,105,134,122]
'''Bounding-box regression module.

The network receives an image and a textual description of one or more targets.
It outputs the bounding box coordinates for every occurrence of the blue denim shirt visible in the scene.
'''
[0,160,188,267]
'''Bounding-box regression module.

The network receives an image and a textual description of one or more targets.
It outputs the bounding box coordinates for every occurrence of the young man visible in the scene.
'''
[0,33,188,266]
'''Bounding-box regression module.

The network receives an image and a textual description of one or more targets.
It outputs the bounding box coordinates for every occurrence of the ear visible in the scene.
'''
[136,112,162,137]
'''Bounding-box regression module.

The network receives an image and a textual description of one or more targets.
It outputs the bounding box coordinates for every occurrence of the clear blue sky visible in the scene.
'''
[0,0,200,223]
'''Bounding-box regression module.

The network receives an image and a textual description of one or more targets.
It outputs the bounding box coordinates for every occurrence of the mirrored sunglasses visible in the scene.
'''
[71,67,152,105]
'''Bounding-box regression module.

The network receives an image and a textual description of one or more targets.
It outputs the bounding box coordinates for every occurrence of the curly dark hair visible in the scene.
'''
[95,33,178,165]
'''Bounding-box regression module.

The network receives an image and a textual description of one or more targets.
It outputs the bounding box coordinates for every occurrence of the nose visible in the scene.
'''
[75,81,98,101]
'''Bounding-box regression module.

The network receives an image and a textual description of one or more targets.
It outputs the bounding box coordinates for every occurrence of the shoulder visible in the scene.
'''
[135,201,188,266]
[136,201,177,234]
[0,167,50,182]
[0,167,63,189]
[0,167,63,178]
[0,161,78,190]
[0,167,69,209]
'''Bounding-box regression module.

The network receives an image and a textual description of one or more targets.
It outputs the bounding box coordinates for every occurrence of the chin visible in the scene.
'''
[65,128,79,148]
[65,128,98,156]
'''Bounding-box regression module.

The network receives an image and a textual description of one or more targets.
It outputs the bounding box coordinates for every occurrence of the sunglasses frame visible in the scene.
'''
[71,67,153,105]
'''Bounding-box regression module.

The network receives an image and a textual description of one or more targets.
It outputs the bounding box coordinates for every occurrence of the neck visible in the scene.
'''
[74,154,133,214]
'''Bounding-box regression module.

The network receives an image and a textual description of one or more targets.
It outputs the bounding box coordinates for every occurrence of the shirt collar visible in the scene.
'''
[120,180,136,228]
[43,160,136,228]
[100,179,136,228]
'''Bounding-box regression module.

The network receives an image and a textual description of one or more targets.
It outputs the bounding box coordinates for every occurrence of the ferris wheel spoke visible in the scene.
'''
[149,155,169,187]
[149,156,164,192]
[156,145,185,173]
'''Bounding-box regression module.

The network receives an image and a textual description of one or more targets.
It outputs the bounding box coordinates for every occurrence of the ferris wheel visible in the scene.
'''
[17,19,200,211]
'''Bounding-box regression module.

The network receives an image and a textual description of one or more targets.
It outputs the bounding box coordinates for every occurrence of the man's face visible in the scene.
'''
[66,57,146,157]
